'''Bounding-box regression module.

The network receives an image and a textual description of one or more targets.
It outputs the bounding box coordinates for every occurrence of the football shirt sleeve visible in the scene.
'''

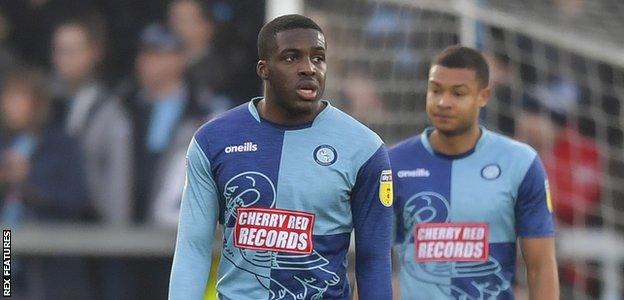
[515,155,556,238]
[350,145,393,300]
[392,174,405,245]
[169,138,219,300]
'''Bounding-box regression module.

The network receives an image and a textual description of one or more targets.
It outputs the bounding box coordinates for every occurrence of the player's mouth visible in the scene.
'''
[433,114,454,122]
[296,81,318,101]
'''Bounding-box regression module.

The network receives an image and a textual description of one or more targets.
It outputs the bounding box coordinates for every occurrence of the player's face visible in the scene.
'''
[259,28,327,119]
[426,65,490,136]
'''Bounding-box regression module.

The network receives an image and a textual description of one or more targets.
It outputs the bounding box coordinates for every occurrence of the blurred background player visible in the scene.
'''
[389,46,559,299]
[169,14,393,300]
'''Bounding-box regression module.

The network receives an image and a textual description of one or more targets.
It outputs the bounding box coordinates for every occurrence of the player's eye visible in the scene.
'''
[284,56,295,62]
[312,55,325,63]
[453,90,468,97]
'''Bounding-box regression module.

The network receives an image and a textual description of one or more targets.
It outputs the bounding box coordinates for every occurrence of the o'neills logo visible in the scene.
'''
[225,142,258,153]
[398,168,430,178]
[414,223,489,262]
[234,207,314,254]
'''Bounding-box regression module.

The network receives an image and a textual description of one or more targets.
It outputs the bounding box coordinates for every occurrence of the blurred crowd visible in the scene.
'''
[0,0,263,299]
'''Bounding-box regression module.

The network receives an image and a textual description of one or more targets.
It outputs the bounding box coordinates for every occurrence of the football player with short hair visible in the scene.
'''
[169,14,393,300]
[390,45,559,299]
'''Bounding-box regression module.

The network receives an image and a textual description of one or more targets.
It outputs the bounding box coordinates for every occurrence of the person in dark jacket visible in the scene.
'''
[0,66,93,299]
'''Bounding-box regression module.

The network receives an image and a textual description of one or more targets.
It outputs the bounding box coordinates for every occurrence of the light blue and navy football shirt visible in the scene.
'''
[170,98,393,300]
[389,127,554,300]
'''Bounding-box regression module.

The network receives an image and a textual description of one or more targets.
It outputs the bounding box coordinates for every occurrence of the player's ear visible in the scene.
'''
[478,86,491,108]
[257,60,269,80]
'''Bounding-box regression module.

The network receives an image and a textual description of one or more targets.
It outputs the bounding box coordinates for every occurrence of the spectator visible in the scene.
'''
[0,66,89,223]
[115,22,206,300]
[120,23,204,228]
[342,69,385,123]
[50,14,133,226]
[516,104,602,299]
[168,0,233,117]
[0,66,92,299]
[0,10,18,82]
[517,82,602,226]
[517,110,601,227]
[484,51,515,136]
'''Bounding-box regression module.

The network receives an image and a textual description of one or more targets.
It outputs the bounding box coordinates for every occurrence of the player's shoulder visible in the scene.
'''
[389,135,422,155]
[324,103,383,147]
[484,129,537,161]
[194,102,251,137]
[192,101,254,153]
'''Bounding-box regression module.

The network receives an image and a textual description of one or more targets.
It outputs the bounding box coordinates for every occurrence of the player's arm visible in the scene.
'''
[515,155,559,300]
[169,137,220,300]
[350,145,393,300]
[520,237,558,300]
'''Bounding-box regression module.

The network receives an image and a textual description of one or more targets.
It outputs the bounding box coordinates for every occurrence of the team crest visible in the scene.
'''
[481,164,501,180]
[379,170,393,207]
[313,145,337,166]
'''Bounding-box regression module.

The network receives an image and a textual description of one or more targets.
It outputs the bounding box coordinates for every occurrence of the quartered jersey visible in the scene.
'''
[170,98,393,300]
[389,127,554,300]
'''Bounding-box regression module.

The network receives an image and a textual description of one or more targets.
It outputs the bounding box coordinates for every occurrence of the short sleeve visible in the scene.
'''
[515,155,555,238]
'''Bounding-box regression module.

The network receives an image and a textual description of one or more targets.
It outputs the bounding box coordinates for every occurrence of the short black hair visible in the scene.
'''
[431,45,489,88]
[257,14,324,60]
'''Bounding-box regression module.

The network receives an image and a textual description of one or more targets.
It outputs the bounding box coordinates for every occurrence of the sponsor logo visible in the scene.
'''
[397,168,430,178]
[402,192,509,298]
[224,142,258,153]
[481,164,501,180]
[313,145,337,166]
[234,207,315,254]
[379,170,393,207]
[223,172,338,299]
[414,223,489,262]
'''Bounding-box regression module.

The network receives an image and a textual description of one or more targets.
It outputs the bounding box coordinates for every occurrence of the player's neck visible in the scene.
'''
[429,125,481,156]
[257,97,324,126]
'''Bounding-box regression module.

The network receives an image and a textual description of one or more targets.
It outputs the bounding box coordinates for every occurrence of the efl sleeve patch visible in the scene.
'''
[545,179,553,212]
[379,169,393,207]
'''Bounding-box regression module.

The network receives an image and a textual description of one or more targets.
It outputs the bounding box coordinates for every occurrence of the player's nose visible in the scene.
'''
[297,57,316,76]
[437,94,453,108]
